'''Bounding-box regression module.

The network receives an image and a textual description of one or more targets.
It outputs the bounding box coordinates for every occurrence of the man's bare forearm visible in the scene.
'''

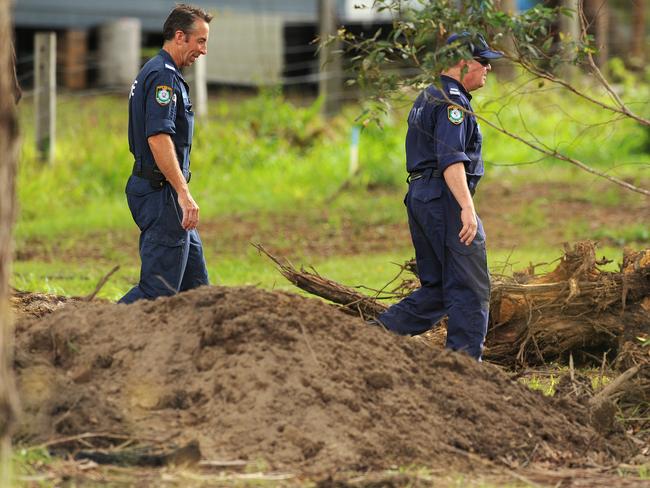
[147,133,189,196]
[443,162,478,245]
[443,162,474,211]
[148,133,199,230]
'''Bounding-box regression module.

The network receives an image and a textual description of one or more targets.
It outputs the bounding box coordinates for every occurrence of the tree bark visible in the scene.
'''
[558,0,580,80]
[494,0,516,79]
[0,0,21,483]
[631,0,646,66]
[584,0,610,69]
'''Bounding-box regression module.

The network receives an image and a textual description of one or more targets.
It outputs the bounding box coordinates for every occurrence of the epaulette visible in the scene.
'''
[448,87,461,96]
[164,63,176,72]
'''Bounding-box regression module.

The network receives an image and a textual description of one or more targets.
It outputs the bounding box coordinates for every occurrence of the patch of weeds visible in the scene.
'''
[66,340,80,355]
[617,463,650,481]
[590,372,612,391]
[520,374,560,397]
[13,446,53,485]
[592,224,650,246]
[450,474,531,487]
[244,458,271,474]
[562,219,592,242]
[637,464,650,479]
[581,186,623,207]
[521,366,614,398]
[508,199,549,232]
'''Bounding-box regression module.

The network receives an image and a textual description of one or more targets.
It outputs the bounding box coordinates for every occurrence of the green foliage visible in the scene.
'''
[338,0,593,106]
[12,446,52,486]
[13,88,648,298]
[335,0,650,196]
[522,374,559,396]
[592,224,650,246]
[15,85,648,245]
[607,57,638,88]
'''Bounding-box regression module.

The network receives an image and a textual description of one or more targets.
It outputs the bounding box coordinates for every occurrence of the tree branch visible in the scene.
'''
[476,111,650,196]
[577,0,650,126]
[433,89,649,196]
[516,59,650,127]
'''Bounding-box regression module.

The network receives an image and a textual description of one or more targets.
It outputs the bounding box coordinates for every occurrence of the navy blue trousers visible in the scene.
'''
[379,175,490,359]
[119,175,209,304]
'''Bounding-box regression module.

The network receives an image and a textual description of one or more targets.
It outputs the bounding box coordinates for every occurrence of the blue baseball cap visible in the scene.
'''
[446,32,503,59]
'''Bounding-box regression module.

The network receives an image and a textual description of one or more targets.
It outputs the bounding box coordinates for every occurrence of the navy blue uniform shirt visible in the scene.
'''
[405,75,484,192]
[128,49,194,175]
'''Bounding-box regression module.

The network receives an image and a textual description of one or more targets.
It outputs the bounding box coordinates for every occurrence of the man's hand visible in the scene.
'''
[443,162,478,247]
[148,133,199,230]
[459,207,478,246]
[177,191,199,230]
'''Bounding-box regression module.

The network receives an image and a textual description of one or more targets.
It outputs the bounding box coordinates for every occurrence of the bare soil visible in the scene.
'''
[13,285,633,476]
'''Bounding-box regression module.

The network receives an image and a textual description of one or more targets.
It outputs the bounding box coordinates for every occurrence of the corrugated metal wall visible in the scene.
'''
[13,0,335,31]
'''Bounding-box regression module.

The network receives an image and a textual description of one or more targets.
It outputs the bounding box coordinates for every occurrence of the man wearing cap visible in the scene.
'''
[119,4,212,304]
[374,32,502,360]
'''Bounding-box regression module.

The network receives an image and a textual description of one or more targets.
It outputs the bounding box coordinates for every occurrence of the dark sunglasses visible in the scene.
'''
[474,57,491,66]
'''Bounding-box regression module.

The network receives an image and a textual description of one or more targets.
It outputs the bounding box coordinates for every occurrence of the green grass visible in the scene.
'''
[12,243,629,302]
[11,446,52,487]
[16,77,649,239]
[12,76,650,297]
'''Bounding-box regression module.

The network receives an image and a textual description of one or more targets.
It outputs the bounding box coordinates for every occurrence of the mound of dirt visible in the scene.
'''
[13,286,630,474]
[11,288,72,318]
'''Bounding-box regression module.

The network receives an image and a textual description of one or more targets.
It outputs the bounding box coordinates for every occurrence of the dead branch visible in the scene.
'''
[83,265,120,302]
[589,365,643,406]
[253,243,388,319]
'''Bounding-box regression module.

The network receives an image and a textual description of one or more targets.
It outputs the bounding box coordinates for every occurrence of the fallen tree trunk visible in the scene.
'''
[258,242,650,368]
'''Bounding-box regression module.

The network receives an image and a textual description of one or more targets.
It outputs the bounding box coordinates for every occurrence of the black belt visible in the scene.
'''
[407,168,475,195]
[407,168,441,183]
[132,163,191,188]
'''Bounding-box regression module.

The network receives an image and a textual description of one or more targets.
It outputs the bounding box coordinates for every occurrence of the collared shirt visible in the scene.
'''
[405,75,484,192]
[128,49,194,174]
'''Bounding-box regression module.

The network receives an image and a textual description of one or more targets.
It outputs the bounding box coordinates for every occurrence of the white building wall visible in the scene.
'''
[205,11,284,85]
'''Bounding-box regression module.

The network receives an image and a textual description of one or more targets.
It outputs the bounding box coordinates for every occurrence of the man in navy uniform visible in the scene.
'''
[120,4,212,304]
[376,32,502,360]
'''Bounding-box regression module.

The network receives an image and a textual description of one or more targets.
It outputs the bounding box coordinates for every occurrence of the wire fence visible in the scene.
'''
[13,2,649,147]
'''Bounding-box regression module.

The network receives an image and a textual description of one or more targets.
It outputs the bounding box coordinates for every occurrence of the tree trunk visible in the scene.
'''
[631,0,646,67]
[0,0,21,483]
[584,0,610,69]
[558,0,580,80]
[494,0,516,79]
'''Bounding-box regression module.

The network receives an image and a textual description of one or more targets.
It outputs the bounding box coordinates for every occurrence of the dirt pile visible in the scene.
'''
[11,288,72,318]
[13,286,630,473]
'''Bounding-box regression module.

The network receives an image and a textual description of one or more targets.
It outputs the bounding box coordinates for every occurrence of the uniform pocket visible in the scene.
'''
[446,215,486,256]
[127,187,164,233]
[144,227,186,247]
[411,178,443,202]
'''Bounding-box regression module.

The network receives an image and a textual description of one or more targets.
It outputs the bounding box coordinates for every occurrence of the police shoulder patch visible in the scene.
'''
[447,105,464,125]
[155,85,173,106]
